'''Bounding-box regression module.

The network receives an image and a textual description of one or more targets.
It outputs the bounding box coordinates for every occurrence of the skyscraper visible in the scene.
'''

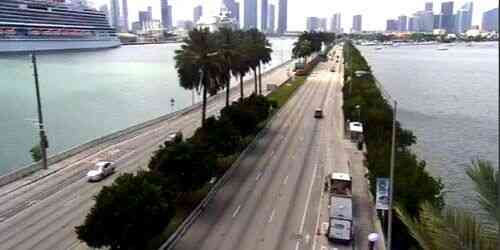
[330,13,341,33]
[268,4,275,33]
[482,8,498,32]
[408,17,417,32]
[223,0,240,26]
[455,2,473,33]
[110,0,120,30]
[439,1,454,33]
[244,0,257,29]
[306,17,320,31]
[277,0,287,34]
[398,15,407,31]
[386,19,398,32]
[161,0,173,29]
[425,2,433,12]
[261,0,268,31]
[352,15,362,32]
[99,4,111,26]
[193,5,203,23]
[121,0,129,32]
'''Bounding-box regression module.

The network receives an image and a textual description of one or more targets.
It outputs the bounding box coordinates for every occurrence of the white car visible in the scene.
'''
[87,161,115,182]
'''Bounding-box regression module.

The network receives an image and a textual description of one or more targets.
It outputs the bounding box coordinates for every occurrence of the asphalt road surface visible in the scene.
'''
[173,51,343,250]
[0,61,294,250]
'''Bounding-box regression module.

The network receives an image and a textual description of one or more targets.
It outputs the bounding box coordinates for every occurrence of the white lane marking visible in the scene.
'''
[255,172,262,181]
[283,175,289,185]
[232,205,241,218]
[297,162,319,248]
[268,209,275,223]
[305,234,310,244]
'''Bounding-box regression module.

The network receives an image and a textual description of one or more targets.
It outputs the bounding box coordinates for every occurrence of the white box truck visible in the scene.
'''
[328,196,353,243]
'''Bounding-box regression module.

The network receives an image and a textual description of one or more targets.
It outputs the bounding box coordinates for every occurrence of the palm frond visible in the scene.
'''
[466,159,499,223]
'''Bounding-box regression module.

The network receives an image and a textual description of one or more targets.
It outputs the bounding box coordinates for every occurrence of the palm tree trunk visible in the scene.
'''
[225,80,230,107]
[258,64,262,95]
[239,74,244,99]
[202,83,207,126]
[253,69,258,94]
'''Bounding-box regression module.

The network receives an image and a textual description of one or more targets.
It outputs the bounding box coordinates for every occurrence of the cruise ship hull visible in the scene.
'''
[0,39,121,53]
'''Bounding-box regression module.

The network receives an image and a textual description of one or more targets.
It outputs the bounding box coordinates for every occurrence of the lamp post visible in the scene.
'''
[31,53,49,170]
[387,100,397,250]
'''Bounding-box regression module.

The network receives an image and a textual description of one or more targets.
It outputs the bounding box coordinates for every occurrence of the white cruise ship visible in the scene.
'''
[0,0,120,53]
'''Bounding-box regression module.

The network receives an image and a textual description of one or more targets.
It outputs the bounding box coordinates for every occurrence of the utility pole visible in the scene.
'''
[387,100,397,250]
[32,53,49,170]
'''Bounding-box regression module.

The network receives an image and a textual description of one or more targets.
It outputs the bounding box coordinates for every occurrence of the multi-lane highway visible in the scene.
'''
[0,61,294,250]
[173,48,346,250]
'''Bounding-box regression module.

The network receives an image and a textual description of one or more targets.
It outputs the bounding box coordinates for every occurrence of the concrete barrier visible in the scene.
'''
[0,59,294,188]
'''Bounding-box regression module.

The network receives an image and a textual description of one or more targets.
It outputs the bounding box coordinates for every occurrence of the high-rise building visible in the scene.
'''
[161,0,173,29]
[482,8,498,32]
[352,14,362,32]
[110,0,121,30]
[148,6,153,20]
[261,0,268,31]
[439,1,454,33]
[223,0,240,26]
[433,14,441,29]
[306,17,320,31]
[330,13,341,33]
[408,16,418,32]
[193,5,203,23]
[398,15,407,31]
[425,2,433,12]
[121,0,129,32]
[415,10,434,32]
[268,4,275,33]
[320,18,327,31]
[386,19,398,32]
[244,0,257,29]
[277,0,287,34]
[455,2,473,33]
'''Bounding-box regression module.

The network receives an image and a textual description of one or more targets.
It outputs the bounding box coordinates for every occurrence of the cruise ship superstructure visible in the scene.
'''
[0,0,120,53]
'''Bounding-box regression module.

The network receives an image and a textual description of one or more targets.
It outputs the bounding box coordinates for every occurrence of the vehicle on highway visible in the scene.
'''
[328,196,353,243]
[166,131,183,143]
[329,172,352,197]
[330,67,336,72]
[314,109,324,118]
[87,161,115,182]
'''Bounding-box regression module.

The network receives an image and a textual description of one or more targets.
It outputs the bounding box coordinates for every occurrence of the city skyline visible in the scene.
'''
[92,0,497,32]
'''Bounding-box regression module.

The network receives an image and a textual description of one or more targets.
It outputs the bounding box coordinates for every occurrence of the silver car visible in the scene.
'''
[87,161,115,182]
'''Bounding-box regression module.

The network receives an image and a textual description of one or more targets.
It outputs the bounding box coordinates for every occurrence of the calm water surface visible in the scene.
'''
[0,38,295,174]
[359,42,499,213]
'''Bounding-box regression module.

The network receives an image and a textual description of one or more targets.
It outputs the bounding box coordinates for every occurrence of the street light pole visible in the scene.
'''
[31,53,48,170]
[387,100,397,250]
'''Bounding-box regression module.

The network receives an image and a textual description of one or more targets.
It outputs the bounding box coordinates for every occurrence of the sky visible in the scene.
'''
[89,0,499,31]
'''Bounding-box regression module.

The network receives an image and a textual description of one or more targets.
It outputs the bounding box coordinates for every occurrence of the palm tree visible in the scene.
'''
[396,159,499,250]
[215,28,239,107]
[231,30,251,100]
[174,28,223,125]
[256,36,272,95]
[292,39,313,64]
[244,29,263,94]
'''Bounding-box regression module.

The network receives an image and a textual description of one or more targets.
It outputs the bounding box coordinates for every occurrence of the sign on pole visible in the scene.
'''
[376,178,390,210]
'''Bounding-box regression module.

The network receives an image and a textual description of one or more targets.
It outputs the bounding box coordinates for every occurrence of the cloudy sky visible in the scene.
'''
[89,0,498,31]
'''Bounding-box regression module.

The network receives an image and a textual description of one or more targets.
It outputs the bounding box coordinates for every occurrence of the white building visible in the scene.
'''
[195,3,238,31]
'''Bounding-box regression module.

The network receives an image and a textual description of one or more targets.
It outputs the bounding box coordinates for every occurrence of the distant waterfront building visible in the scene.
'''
[261,0,268,31]
[223,0,240,24]
[121,0,129,32]
[408,16,417,32]
[320,18,327,31]
[193,5,203,24]
[433,14,441,29]
[352,15,362,32]
[268,4,275,33]
[196,4,238,32]
[425,2,433,12]
[110,0,121,30]
[277,0,287,34]
[439,1,454,33]
[148,6,153,20]
[398,15,407,31]
[415,10,434,32]
[244,0,257,29]
[161,0,173,30]
[131,21,142,33]
[455,2,473,33]
[306,17,320,31]
[177,20,194,30]
[386,19,398,32]
[330,13,341,33]
[482,8,498,32]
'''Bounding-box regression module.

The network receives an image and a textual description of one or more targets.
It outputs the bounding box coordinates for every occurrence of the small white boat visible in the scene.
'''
[436,47,448,51]
[374,47,383,50]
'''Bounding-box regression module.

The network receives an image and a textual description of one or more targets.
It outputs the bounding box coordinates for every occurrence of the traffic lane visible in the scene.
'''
[273,67,334,250]
[173,71,319,250]
[214,76,324,250]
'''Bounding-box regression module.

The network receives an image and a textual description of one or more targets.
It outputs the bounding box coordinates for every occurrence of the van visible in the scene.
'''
[314,109,324,118]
